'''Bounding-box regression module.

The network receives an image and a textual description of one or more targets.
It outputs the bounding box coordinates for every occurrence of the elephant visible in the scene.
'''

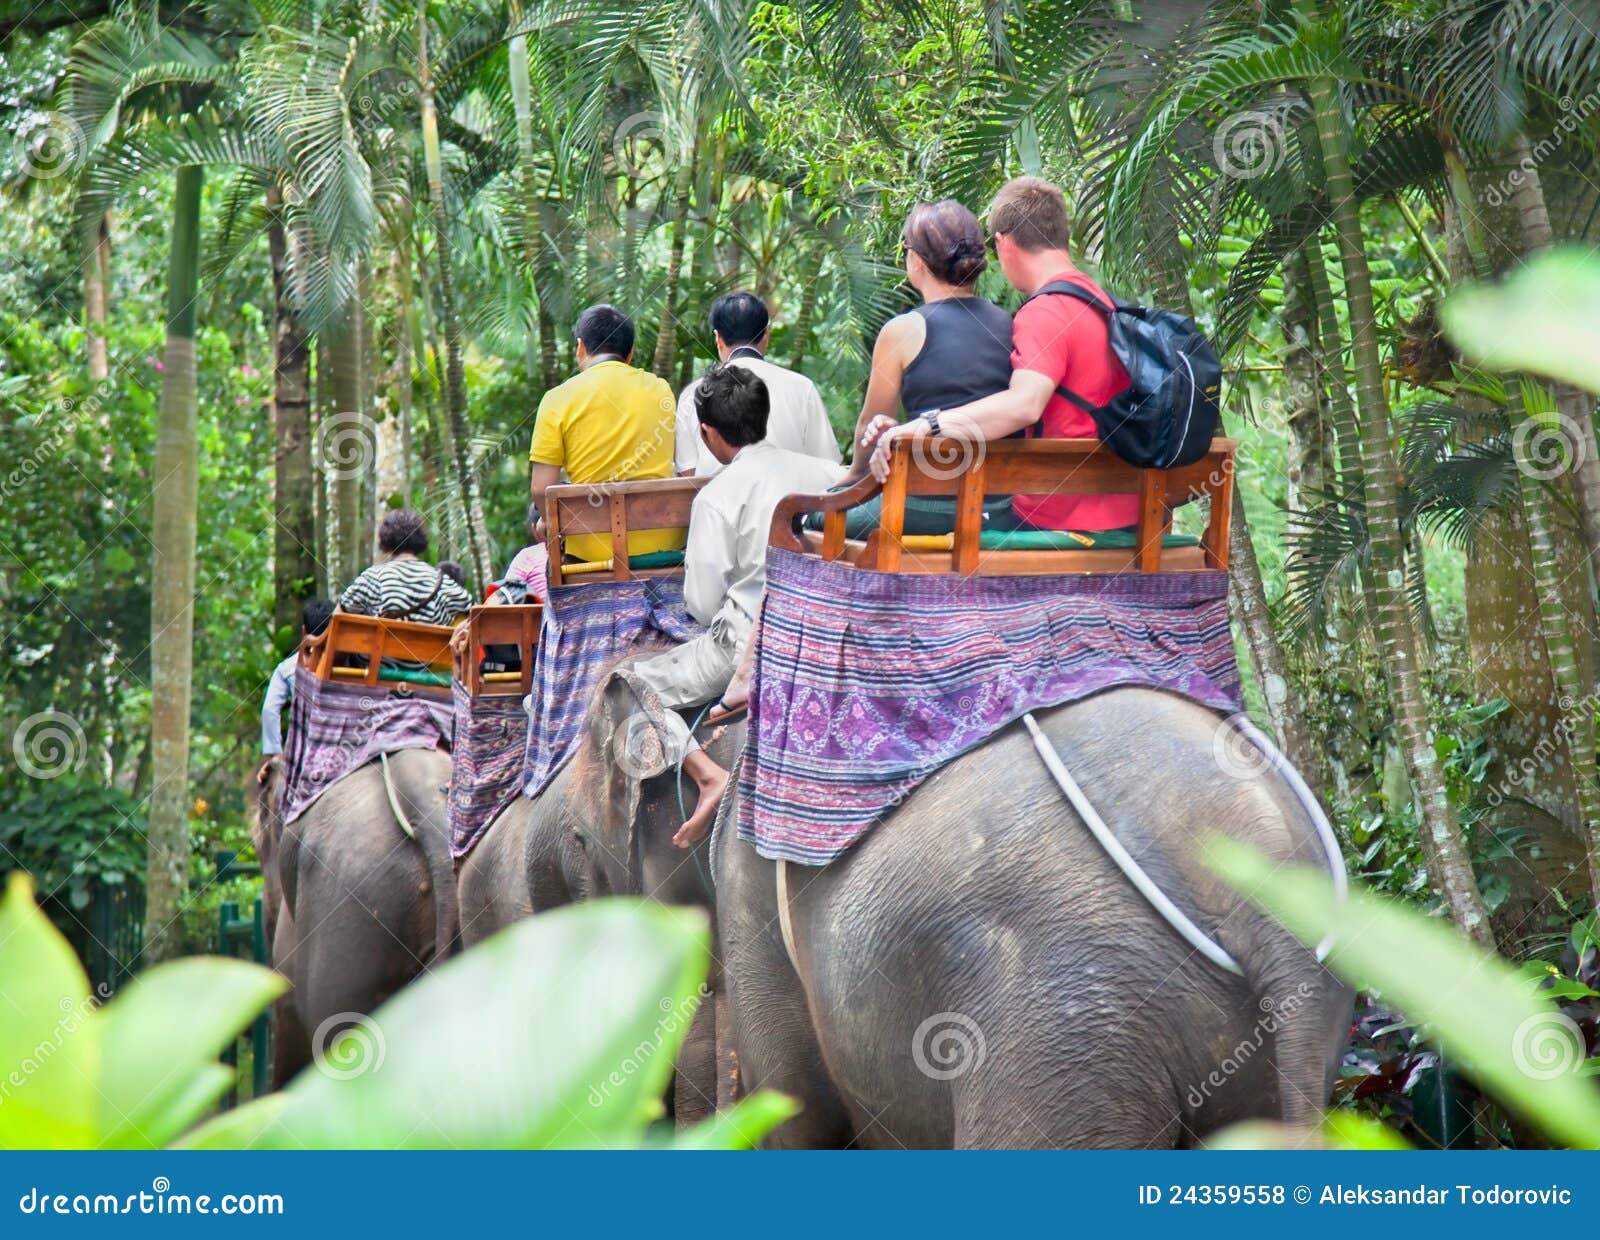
[713,686,1352,1149]
[458,666,745,1120]
[253,747,458,1086]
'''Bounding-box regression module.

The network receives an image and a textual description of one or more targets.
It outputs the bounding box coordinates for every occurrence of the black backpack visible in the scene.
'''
[1025,280,1222,469]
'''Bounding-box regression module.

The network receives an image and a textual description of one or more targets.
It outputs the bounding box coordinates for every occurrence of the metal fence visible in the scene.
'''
[217,896,272,1103]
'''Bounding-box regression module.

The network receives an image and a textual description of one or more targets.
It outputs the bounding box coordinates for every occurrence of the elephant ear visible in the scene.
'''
[579,667,673,893]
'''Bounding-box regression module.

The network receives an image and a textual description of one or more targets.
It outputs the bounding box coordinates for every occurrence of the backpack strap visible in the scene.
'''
[1022,280,1115,414]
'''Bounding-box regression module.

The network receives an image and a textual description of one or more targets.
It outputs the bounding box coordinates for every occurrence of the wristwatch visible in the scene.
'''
[923,410,942,437]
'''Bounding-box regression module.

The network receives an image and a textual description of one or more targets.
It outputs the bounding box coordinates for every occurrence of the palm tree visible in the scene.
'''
[66,8,228,961]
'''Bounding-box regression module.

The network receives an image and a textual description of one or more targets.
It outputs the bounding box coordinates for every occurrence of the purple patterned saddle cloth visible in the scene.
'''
[281,668,453,825]
[734,549,1242,865]
[449,682,531,858]
[520,577,702,798]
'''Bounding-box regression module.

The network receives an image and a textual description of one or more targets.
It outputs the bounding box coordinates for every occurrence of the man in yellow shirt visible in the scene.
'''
[529,304,682,562]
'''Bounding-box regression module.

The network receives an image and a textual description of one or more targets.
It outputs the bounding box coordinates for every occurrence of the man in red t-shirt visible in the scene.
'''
[867,176,1138,531]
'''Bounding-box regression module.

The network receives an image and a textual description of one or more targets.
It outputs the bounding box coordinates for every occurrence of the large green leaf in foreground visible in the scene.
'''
[1442,247,1600,393]
[0,873,284,1150]
[185,899,791,1149]
[1207,840,1600,1149]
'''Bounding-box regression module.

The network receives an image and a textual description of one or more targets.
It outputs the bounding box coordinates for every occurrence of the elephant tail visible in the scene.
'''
[382,750,461,966]
[1240,912,1351,1132]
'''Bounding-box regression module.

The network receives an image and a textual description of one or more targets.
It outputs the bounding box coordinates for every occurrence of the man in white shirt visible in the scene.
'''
[256,598,335,784]
[636,363,857,846]
[673,292,841,477]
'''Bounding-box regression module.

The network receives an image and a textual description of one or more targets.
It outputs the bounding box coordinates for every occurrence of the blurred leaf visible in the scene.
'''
[94,957,285,1148]
[0,873,100,1149]
[1207,839,1600,1149]
[195,900,721,1149]
[1442,247,1600,393]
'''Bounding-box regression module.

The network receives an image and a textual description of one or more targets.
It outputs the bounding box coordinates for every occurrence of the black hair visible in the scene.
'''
[438,560,467,588]
[526,500,541,535]
[302,598,335,636]
[693,363,770,448]
[574,303,635,359]
[378,507,429,556]
[903,199,987,287]
[709,292,769,349]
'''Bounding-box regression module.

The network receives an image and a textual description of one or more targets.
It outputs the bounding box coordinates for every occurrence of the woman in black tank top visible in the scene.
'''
[840,200,1015,536]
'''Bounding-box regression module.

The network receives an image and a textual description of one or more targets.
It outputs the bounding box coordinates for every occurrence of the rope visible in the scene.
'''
[379,751,418,841]
[1022,712,1244,976]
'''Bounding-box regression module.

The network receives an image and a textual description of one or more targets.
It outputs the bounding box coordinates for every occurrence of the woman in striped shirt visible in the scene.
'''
[338,508,474,627]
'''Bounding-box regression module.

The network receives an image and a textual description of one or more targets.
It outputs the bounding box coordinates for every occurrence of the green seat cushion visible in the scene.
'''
[977,527,1199,551]
[627,549,685,569]
[377,665,453,688]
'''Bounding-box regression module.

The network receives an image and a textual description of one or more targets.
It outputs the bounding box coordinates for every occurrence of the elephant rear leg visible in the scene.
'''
[719,856,853,1147]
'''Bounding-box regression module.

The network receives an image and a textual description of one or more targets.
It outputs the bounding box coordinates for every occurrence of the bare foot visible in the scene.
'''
[673,754,729,849]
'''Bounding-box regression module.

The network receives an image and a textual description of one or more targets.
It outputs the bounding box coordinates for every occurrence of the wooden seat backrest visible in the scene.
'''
[769,436,1235,576]
[452,603,542,698]
[544,476,708,587]
[300,612,455,694]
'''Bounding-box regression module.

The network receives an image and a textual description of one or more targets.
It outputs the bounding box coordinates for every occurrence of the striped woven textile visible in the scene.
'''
[449,682,531,859]
[734,549,1241,866]
[281,668,453,826]
[521,577,702,797]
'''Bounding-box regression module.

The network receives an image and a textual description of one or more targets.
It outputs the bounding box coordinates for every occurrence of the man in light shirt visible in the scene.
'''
[257,598,335,784]
[635,364,860,846]
[673,292,841,477]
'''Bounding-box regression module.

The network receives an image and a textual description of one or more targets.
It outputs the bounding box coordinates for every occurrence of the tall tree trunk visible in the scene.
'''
[375,245,413,536]
[1304,70,1494,947]
[651,152,695,378]
[1459,139,1600,908]
[1505,132,1600,595]
[507,26,553,390]
[323,299,366,589]
[419,4,493,589]
[412,236,471,565]
[267,194,316,641]
[83,211,110,383]
[1151,251,1319,779]
[144,164,202,965]
[1281,243,1332,513]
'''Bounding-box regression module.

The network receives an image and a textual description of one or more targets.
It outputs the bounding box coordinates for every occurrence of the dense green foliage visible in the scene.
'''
[5,0,1600,1147]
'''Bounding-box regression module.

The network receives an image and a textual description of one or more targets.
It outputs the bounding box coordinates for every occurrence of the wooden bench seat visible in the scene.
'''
[771,436,1234,576]
[452,603,542,698]
[299,612,456,695]
[544,476,708,587]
